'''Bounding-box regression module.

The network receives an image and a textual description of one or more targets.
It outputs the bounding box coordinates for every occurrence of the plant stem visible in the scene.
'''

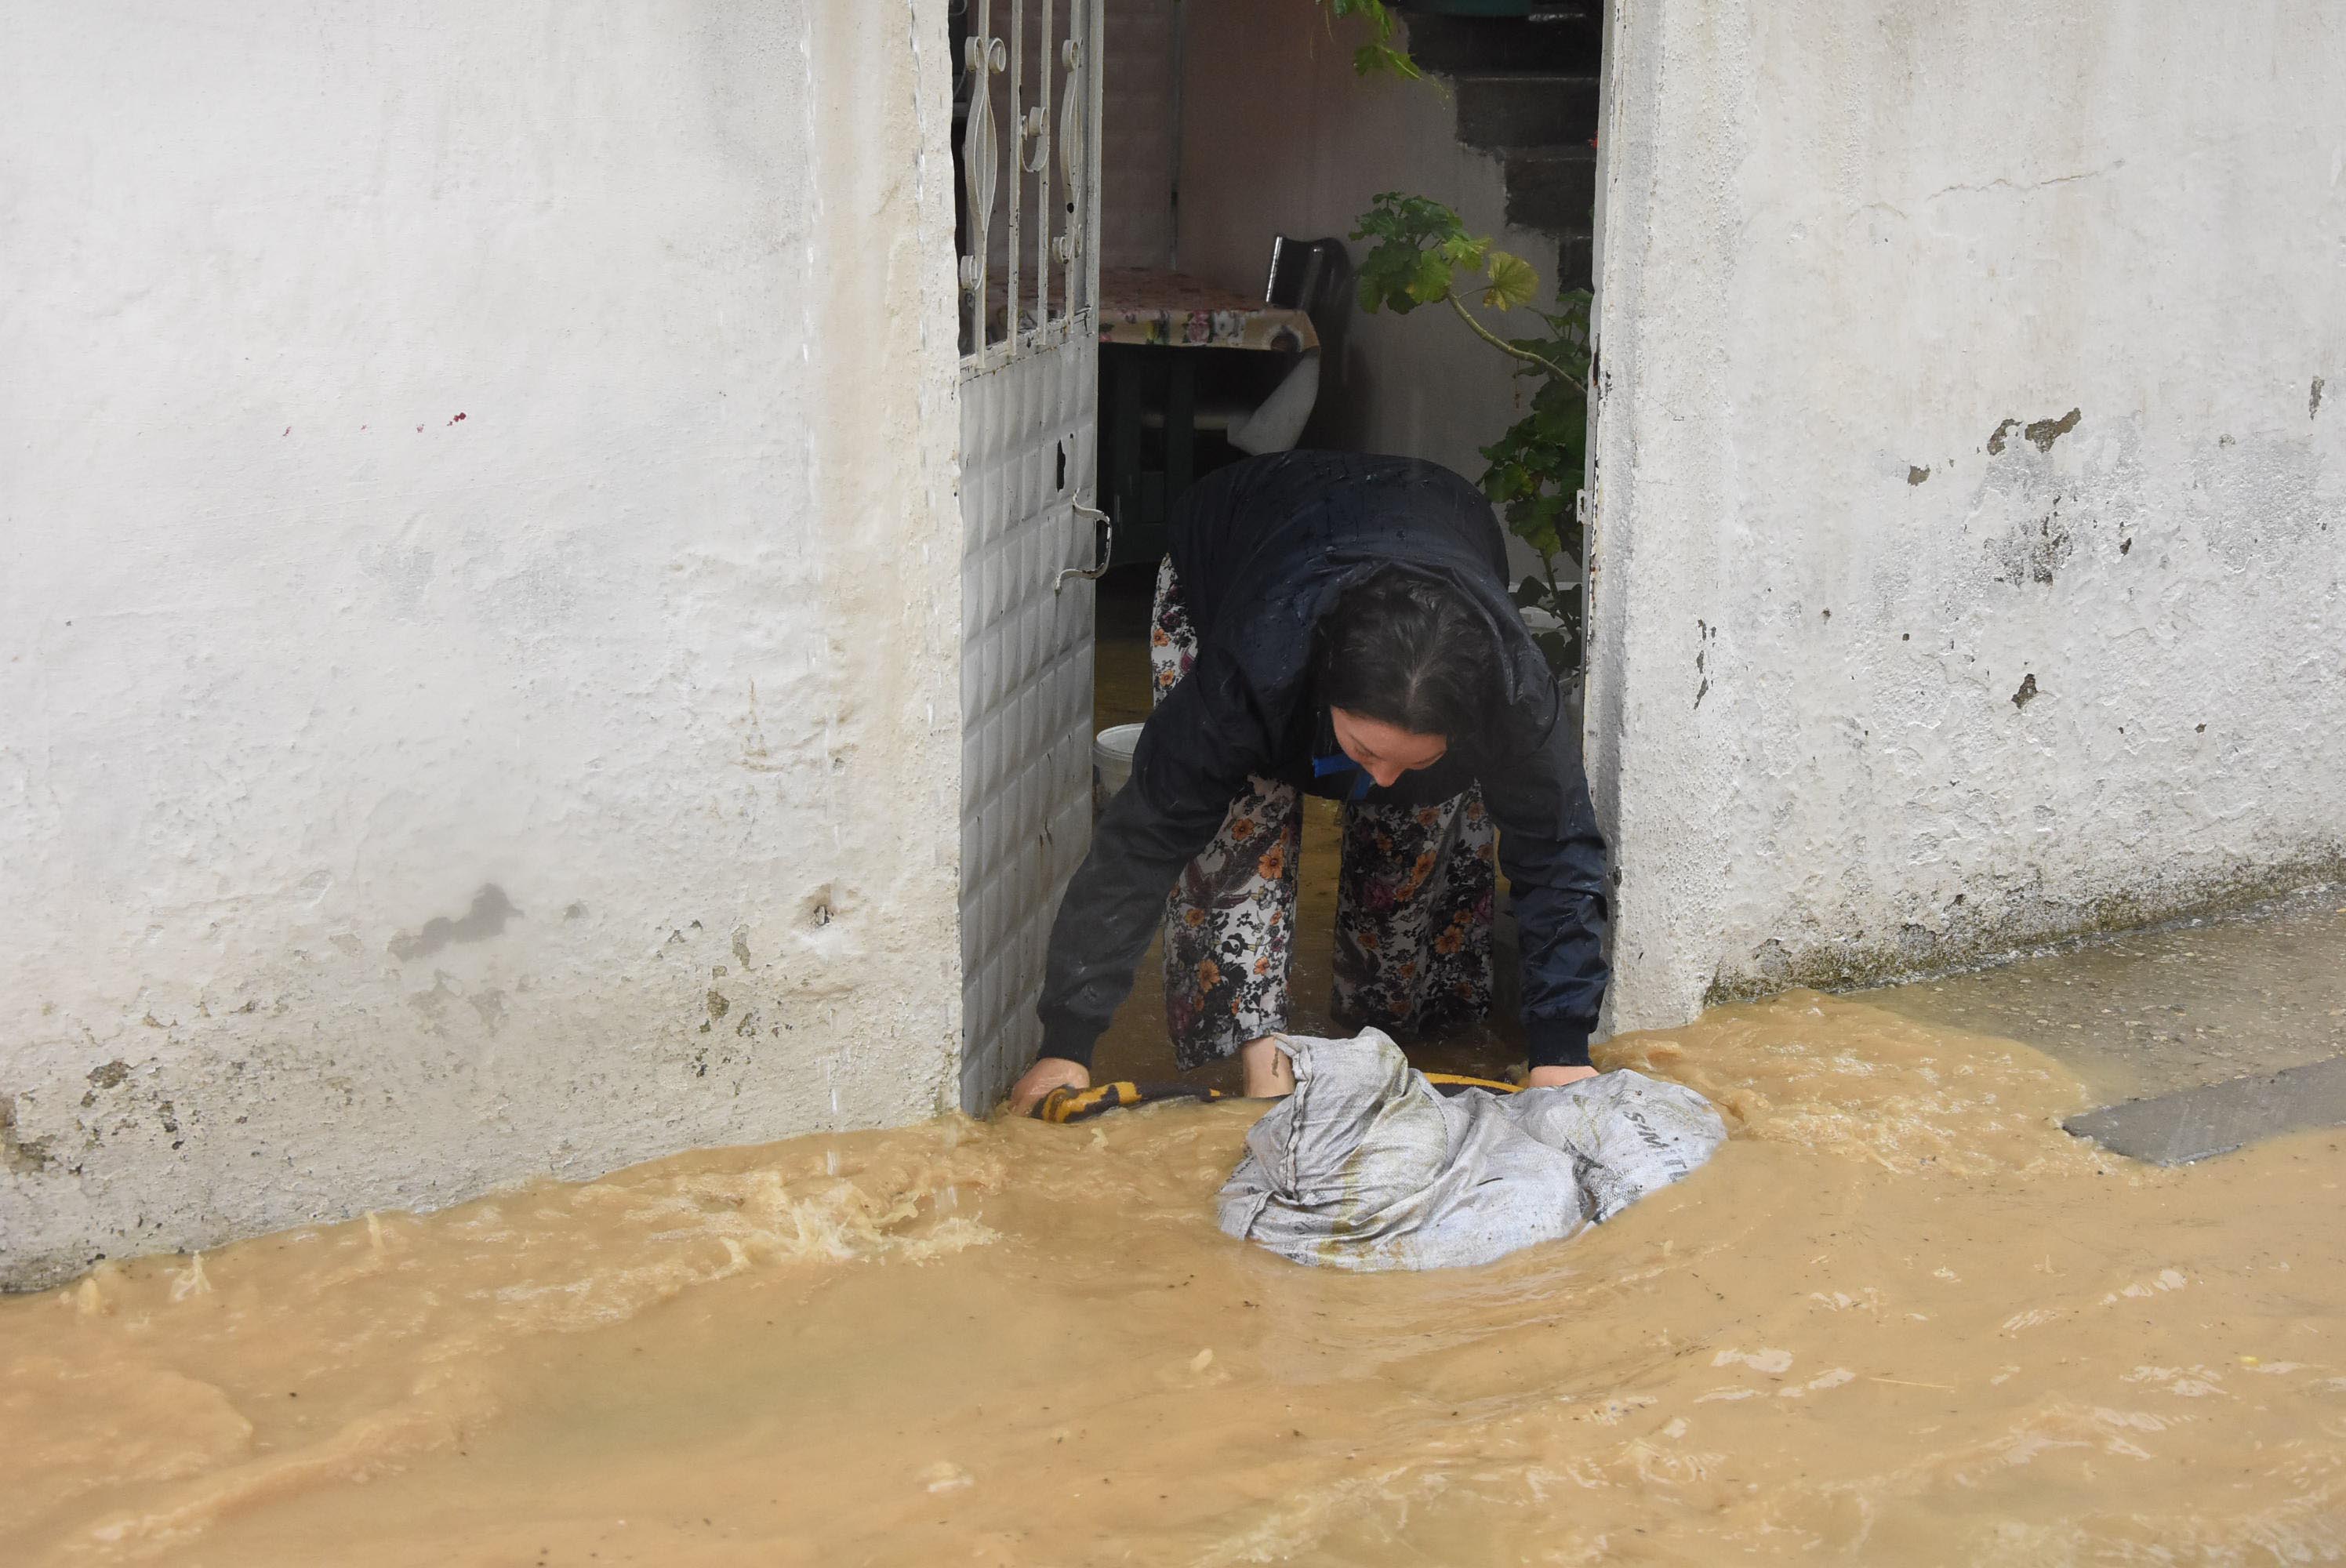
[1447,294,1582,389]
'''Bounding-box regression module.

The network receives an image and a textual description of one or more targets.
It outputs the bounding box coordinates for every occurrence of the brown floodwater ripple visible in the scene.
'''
[5,991,2343,1564]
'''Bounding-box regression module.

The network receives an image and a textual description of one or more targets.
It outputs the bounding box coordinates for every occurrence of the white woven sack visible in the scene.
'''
[1216,1029,1727,1272]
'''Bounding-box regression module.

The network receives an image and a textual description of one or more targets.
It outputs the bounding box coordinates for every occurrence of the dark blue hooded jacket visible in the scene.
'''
[1037,451,1610,1069]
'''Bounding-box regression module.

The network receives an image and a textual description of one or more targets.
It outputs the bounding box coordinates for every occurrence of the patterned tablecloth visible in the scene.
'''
[977,267,1321,352]
[1097,267,1320,353]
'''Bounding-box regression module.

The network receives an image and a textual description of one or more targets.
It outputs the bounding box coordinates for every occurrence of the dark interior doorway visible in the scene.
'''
[1077,1,1607,1087]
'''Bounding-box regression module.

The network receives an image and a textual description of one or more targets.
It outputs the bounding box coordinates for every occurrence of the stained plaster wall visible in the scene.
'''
[0,0,965,1288]
[1584,1,2346,1033]
[1175,2,1561,484]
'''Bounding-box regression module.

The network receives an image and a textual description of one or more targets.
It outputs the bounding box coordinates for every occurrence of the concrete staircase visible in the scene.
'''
[1403,7,1603,292]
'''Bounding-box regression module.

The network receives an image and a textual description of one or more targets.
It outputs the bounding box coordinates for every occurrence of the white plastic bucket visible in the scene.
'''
[1093,723,1144,812]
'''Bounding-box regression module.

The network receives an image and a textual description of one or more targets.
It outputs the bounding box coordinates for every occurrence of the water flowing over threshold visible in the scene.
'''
[6,990,2344,1564]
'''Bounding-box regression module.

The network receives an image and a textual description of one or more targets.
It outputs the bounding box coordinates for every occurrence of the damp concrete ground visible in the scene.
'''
[1861,883,2346,1103]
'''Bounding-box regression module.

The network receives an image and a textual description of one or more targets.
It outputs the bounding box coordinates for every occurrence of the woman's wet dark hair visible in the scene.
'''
[1318,568,1497,740]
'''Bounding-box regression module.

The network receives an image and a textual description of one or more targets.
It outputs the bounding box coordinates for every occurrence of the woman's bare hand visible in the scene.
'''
[1525,1064,1599,1089]
[1008,1056,1091,1116]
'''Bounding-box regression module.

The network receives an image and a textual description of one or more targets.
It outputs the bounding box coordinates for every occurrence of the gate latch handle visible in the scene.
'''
[1054,496,1113,592]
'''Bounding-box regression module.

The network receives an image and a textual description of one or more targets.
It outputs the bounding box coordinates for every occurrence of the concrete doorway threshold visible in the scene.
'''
[2061,1054,2346,1166]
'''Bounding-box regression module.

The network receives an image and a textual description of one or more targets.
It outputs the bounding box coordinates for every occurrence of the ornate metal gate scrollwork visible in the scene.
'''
[954,0,1099,366]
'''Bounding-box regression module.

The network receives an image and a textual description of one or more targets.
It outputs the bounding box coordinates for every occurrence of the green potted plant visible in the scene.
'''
[1350,194,1592,677]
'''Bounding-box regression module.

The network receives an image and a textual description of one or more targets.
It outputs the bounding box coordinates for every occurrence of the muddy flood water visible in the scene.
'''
[6,981,2345,1565]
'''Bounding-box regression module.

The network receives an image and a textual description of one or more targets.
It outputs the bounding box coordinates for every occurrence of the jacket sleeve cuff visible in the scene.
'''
[1036,1017,1098,1071]
[1523,1017,1593,1070]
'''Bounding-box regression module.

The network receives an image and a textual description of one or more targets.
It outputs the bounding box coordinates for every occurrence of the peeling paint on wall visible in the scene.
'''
[2023,408,2082,452]
[1989,506,2076,588]
[1,1098,58,1175]
[387,885,522,963]
[1985,408,2080,455]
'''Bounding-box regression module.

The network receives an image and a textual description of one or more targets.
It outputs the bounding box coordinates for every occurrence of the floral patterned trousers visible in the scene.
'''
[1151,557,1497,1070]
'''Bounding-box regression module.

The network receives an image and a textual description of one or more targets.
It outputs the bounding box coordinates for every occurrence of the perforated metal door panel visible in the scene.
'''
[957,344,1097,1108]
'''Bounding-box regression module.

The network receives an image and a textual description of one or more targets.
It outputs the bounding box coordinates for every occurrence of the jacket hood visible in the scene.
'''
[1168,451,1563,761]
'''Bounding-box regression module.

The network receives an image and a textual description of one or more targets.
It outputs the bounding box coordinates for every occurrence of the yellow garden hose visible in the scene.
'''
[1031,1071,1520,1123]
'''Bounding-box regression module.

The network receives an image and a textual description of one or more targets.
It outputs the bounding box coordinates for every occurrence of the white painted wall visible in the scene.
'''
[0,0,965,1289]
[1585,1,2346,1032]
[1175,2,1561,479]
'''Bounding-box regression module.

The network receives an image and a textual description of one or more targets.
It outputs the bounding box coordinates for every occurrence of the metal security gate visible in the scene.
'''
[955,0,1106,1109]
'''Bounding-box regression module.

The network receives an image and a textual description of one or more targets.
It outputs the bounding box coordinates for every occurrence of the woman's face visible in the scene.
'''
[1331,707,1447,789]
